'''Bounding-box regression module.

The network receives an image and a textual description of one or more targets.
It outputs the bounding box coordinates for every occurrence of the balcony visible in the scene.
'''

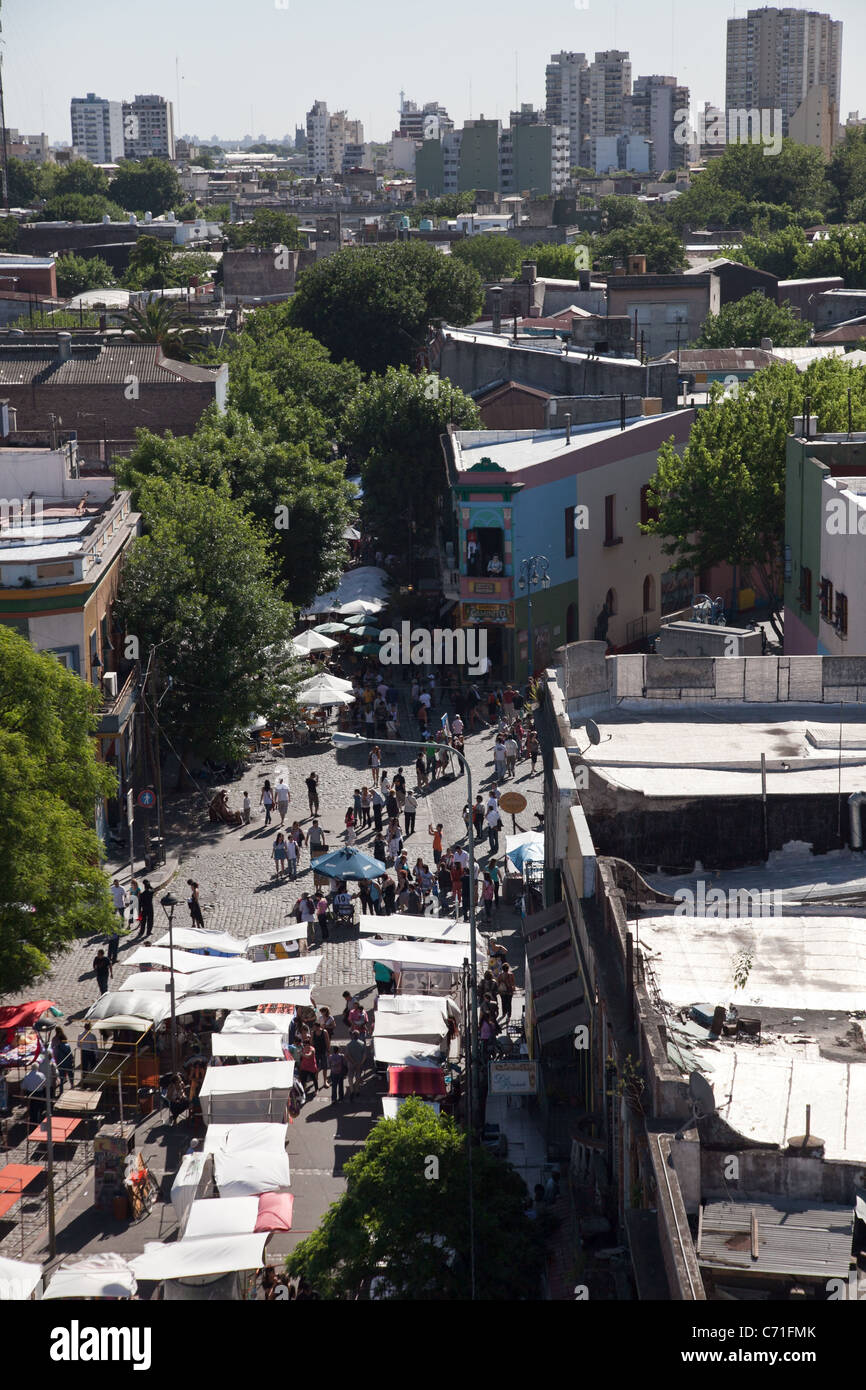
[460,574,513,603]
[97,665,140,737]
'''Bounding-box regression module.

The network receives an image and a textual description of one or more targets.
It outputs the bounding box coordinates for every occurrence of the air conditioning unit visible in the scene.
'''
[102,671,119,699]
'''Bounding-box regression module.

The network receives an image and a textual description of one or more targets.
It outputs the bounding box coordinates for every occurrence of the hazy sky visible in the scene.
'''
[4,0,863,145]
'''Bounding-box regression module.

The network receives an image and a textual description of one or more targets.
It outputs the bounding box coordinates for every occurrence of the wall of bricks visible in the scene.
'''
[2,381,219,442]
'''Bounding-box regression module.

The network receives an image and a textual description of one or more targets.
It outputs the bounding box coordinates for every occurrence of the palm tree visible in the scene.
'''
[121,298,202,362]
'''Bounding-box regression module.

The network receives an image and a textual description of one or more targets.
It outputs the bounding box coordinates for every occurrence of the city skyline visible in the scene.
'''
[3,0,863,151]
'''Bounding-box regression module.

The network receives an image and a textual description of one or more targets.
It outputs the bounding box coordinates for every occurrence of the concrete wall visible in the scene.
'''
[2,380,221,444]
[777,277,843,322]
[18,223,139,256]
[438,333,678,409]
[222,247,298,302]
[811,290,866,330]
[607,274,719,359]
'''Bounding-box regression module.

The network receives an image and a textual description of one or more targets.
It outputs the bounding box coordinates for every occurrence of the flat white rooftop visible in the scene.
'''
[454,413,679,475]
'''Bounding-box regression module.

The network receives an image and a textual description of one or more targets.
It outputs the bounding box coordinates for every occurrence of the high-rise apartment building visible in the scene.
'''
[588,51,632,138]
[545,52,591,170]
[306,101,330,174]
[500,108,570,195]
[625,75,690,171]
[122,94,175,160]
[70,94,124,162]
[725,6,842,136]
[397,97,454,142]
[305,102,365,176]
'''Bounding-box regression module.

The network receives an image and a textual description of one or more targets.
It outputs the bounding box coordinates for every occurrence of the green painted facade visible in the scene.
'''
[458,121,500,193]
[512,124,554,197]
[415,139,445,198]
[783,433,824,643]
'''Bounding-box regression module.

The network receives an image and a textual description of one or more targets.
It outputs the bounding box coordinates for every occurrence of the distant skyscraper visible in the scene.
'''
[305,102,364,176]
[122,94,175,160]
[625,75,690,171]
[70,93,124,162]
[588,51,632,138]
[545,52,591,170]
[397,97,454,142]
[725,7,842,137]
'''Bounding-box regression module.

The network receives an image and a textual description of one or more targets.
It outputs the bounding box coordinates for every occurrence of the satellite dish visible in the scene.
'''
[688,1070,716,1118]
[585,719,601,746]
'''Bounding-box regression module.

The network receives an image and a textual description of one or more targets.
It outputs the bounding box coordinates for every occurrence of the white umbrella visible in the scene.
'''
[301,688,355,708]
[291,630,337,655]
[343,526,361,541]
[299,673,354,695]
[338,598,387,616]
[249,715,268,731]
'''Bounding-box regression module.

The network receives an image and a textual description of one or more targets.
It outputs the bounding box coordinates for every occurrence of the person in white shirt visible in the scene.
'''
[110,881,126,918]
[453,846,469,871]
[403,791,418,836]
[485,803,502,854]
[451,715,464,738]
[284,835,299,880]
[419,691,431,711]
[275,779,290,825]
[503,736,518,777]
[387,830,403,864]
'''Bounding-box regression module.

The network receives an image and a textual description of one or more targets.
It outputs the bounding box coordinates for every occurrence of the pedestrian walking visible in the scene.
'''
[493,736,507,782]
[329,1046,346,1103]
[372,785,385,832]
[486,801,502,855]
[305,770,319,816]
[369,877,383,915]
[428,822,443,865]
[299,1041,319,1095]
[368,745,381,786]
[345,1031,367,1098]
[415,752,428,789]
[482,873,495,924]
[499,960,516,1020]
[242,792,251,825]
[260,780,274,827]
[504,734,518,778]
[187,880,206,928]
[383,875,396,915]
[360,787,373,827]
[385,789,399,821]
[93,949,112,995]
[275,778,290,825]
[272,832,288,879]
[315,892,330,943]
[52,1028,75,1092]
[285,834,299,880]
[78,1022,99,1077]
[404,790,417,837]
[372,830,387,863]
[526,730,540,773]
[137,880,154,939]
[489,858,501,907]
[312,1023,330,1089]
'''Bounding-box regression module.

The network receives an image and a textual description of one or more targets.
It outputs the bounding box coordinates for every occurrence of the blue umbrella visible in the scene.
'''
[506,839,544,872]
[311,846,387,881]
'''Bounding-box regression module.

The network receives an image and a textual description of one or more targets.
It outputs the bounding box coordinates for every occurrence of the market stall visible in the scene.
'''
[0,1254,42,1300]
[203,1122,291,1198]
[372,1038,444,1067]
[150,928,245,957]
[210,1033,286,1061]
[358,938,467,997]
[42,1252,137,1301]
[358,914,483,947]
[171,1150,209,1229]
[373,1007,449,1047]
[198,1061,294,1125]
[0,1002,59,1093]
[129,1233,271,1296]
[244,925,308,961]
[183,1193,293,1239]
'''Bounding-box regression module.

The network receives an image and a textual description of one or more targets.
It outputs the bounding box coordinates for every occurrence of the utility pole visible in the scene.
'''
[151,652,167,865]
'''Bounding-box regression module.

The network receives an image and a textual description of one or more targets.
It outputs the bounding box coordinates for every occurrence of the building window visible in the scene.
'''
[835,591,848,637]
[819,576,834,621]
[565,506,575,558]
[643,575,655,612]
[639,484,659,526]
[800,566,812,612]
[604,494,621,546]
[36,561,75,579]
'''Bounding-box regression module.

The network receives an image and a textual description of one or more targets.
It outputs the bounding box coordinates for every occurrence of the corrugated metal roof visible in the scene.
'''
[0,344,219,386]
[698,1199,854,1279]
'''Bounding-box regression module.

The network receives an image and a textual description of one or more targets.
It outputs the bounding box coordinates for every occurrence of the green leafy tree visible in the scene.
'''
[122,235,175,290]
[694,291,811,348]
[595,223,687,273]
[55,253,117,298]
[174,200,202,222]
[705,139,827,211]
[118,408,354,608]
[599,194,651,230]
[735,224,810,279]
[117,477,297,765]
[801,225,866,288]
[642,358,866,637]
[0,627,116,991]
[825,127,866,220]
[528,242,588,278]
[286,1099,545,1299]
[6,155,41,205]
[223,208,300,250]
[168,250,215,287]
[48,159,110,199]
[409,192,476,224]
[0,217,19,251]
[342,365,480,550]
[109,158,183,217]
[41,193,126,223]
[289,241,483,373]
[451,233,523,282]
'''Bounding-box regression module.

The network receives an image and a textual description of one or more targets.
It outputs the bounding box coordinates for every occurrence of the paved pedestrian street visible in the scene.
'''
[0,691,544,1266]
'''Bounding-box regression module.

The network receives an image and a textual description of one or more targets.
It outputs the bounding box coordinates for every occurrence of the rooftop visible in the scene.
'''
[452,412,676,477]
[441,323,643,363]
[0,343,220,387]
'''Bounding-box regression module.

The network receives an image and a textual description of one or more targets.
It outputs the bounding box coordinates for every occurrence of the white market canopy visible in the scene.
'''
[175,989,312,1017]
[291,629,337,655]
[171,1151,208,1227]
[183,1197,260,1239]
[151,927,245,955]
[130,1234,270,1282]
[115,972,174,994]
[358,938,468,970]
[377,994,461,1021]
[300,687,355,708]
[245,925,309,949]
[199,1061,294,1125]
[221,1011,289,1035]
[381,1097,441,1119]
[358,913,484,948]
[302,567,389,618]
[211,1033,285,1059]
[181,956,322,990]
[204,1122,291,1198]
[0,1255,42,1299]
[298,672,354,695]
[88,992,169,1025]
[373,1008,448,1045]
[43,1253,137,1301]
[372,1038,443,1067]
[124,945,243,973]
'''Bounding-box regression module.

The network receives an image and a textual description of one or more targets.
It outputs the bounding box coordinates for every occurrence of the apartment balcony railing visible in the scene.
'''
[97,664,140,736]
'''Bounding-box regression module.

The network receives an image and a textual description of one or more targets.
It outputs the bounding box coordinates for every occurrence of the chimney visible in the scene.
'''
[760,337,773,351]
[490,285,503,335]
[56,332,72,364]
[627,254,647,275]
[521,260,537,284]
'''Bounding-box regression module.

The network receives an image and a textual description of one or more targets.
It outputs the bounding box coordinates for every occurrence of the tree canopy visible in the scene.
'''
[451,233,523,282]
[286,1099,545,1299]
[694,292,811,348]
[0,627,116,991]
[117,476,298,762]
[108,158,183,217]
[223,208,300,251]
[288,242,484,373]
[55,253,117,298]
[342,365,480,549]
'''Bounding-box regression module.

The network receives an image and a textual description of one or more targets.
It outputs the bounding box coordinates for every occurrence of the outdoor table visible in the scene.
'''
[28,1116,81,1145]
[0,1163,44,1254]
[54,1088,103,1115]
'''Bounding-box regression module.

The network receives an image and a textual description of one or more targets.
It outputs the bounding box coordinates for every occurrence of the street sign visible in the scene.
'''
[137,789,157,809]
[489,1061,537,1094]
[498,792,527,816]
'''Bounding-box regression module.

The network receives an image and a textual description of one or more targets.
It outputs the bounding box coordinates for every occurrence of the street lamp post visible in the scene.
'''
[34,1020,56,1258]
[333,730,481,1128]
[517,555,551,686]
[160,893,180,1075]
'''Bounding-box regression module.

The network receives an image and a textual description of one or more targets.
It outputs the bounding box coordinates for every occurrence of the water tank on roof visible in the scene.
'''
[398,215,410,230]
[129,214,138,225]
[144,211,152,224]
[102,214,111,224]
[419,218,433,231]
